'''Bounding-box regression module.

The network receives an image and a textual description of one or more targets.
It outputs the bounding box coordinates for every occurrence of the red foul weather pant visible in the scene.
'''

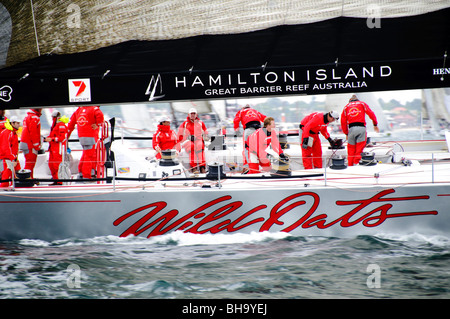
[24,152,37,178]
[79,146,97,179]
[248,152,271,174]
[48,152,63,180]
[1,160,21,187]
[301,134,323,169]
[347,140,366,166]
[184,140,206,169]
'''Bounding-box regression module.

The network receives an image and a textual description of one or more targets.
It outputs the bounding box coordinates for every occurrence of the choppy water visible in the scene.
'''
[1,232,449,300]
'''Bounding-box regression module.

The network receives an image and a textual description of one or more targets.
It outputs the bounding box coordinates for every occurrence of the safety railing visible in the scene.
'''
[3,152,449,192]
[2,129,449,190]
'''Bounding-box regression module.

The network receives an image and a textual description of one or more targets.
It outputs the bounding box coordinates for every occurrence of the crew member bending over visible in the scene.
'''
[233,104,266,170]
[301,111,339,169]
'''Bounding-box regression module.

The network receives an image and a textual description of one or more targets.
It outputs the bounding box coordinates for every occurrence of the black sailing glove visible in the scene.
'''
[302,137,309,149]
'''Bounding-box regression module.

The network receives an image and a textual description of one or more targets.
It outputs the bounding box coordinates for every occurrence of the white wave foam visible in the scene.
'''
[18,239,51,247]
[19,231,448,248]
[148,231,291,246]
[18,231,291,247]
[375,232,450,246]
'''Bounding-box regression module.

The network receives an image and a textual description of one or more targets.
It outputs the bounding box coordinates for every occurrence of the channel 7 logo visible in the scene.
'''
[68,79,91,102]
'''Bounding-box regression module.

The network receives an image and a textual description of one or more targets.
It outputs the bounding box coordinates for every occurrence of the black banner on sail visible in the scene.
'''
[0,58,448,109]
[137,59,448,102]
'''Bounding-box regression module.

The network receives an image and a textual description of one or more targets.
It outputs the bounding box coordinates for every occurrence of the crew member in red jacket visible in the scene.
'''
[341,95,379,166]
[67,106,104,179]
[152,116,180,159]
[0,116,21,188]
[177,108,209,173]
[301,111,339,169]
[45,111,69,184]
[0,109,7,131]
[234,104,266,170]
[19,108,42,178]
[246,117,287,174]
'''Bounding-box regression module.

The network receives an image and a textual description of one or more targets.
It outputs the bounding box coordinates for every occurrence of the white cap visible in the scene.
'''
[188,108,197,114]
[329,111,339,120]
[159,116,171,123]
[9,116,20,123]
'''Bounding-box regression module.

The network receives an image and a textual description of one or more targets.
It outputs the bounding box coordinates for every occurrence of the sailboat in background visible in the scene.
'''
[422,88,450,136]
[119,104,154,134]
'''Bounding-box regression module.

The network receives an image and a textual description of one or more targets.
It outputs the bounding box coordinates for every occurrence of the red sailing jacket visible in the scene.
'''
[47,120,68,156]
[301,112,331,139]
[177,116,208,145]
[21,109,41,152]
[300,112,318,128]
[152,125,180,159]
[246,127,282,162]
[0,123,19,161]
[0,116,7,131]
[233,108,266,130]
[68,106,104,138]
[340,100,378,135]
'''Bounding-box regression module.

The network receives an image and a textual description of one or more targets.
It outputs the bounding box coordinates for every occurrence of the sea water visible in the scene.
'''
[1,231,449,299]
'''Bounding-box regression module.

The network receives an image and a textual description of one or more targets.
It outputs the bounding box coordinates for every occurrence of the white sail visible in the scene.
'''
[120,104,154,133]
[422,88,450,132]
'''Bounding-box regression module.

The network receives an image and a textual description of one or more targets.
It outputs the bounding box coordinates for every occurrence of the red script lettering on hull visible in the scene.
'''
[113,189,437,237]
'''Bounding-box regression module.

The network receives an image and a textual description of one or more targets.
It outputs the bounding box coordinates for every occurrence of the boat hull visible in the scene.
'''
[1,183,449,241]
